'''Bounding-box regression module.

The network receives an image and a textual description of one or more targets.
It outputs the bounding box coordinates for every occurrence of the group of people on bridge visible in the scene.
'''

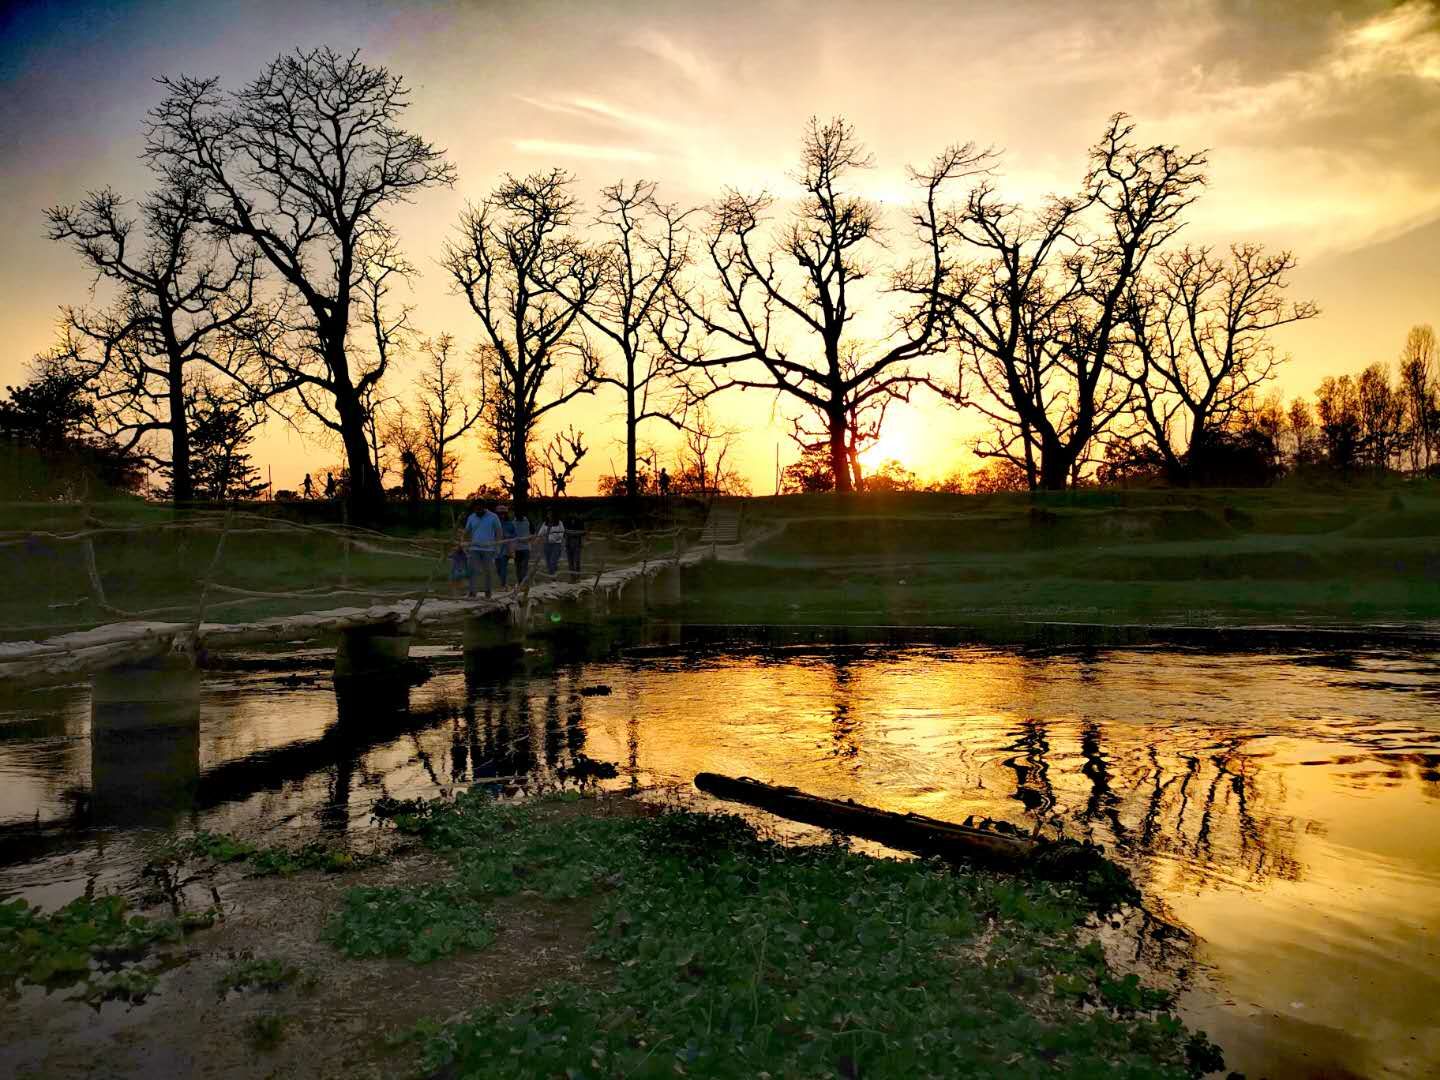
[452,499,586,599]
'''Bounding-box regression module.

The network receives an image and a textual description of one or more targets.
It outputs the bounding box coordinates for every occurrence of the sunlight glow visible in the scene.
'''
[859,426,916,470]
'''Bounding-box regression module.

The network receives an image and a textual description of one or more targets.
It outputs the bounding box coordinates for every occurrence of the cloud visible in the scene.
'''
[511,138,658,162]
[628,29,720,94]
[516,94,671,134]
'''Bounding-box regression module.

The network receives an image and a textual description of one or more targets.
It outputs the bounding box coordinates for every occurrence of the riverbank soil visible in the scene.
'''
[0,791,1224,1079]
[687,483,1440,630]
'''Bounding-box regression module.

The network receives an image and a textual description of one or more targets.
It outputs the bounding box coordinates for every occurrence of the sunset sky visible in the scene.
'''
[3,0,1439,495]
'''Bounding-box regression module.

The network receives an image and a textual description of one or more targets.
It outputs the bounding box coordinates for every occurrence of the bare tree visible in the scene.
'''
[1315,374,1362,471]
[443,170,602,507]
[673,407,746,496]
[668,117,986,493]
[145,47,455,522]
[414,334,482,501]
[1356,362,1407,472]
[1286,396,1320,467]
[1399,324,1437,473]
[787,352,891,491]
[584,181,691,498]
[382,334,482,502]
[46,174,261,503]
[943,115,1208,490]
[541,425,588,498]
[1120,243,1317,484]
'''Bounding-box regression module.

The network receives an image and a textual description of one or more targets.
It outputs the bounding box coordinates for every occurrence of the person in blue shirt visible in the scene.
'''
[461,498,503,598]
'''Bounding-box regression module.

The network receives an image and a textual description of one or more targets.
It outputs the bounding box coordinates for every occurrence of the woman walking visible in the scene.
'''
[540,510,564,576]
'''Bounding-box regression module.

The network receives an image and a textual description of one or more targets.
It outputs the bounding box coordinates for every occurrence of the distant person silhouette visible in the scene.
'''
[495,504,515,586]
[324,472,336,499]
[658,467,670,498]
[302,473,314,500]
[401,452,422,505]
[565,509,585,574]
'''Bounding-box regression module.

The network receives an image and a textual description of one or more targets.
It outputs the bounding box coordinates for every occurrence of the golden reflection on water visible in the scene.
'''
[563,646,1440,1079]
[1,642,1438,1077]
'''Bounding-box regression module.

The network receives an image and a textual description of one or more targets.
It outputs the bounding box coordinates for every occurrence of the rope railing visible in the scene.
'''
[4,507,698,653]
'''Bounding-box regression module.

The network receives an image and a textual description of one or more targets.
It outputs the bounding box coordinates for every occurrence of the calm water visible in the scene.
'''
[1,635,1438,1079]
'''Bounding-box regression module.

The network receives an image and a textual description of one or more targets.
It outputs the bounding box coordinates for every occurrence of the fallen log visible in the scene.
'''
[693,772,1036,869]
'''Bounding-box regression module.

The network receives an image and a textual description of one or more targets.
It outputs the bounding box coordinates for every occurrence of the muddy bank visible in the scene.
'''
[2,790,1224,1080]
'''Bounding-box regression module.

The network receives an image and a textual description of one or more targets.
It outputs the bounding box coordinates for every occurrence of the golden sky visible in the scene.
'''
[3,0,1440,494]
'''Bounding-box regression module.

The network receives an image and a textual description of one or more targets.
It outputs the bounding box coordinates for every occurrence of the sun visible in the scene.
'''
[859,426,915,470]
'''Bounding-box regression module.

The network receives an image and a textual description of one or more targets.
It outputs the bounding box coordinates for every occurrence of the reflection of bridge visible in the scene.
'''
[0,659,612,870]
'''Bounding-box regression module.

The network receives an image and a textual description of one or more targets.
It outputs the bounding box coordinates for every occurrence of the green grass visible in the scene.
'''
[698,482,1440,628]
[380,792,1224,1079]
[8,484,1436,636]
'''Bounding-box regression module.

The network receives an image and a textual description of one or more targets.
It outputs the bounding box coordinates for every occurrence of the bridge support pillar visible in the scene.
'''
[335,624,412,680]
[652,564,683,608]
[90,653,200,825]
[463,609,526,678]
[617,574,647,618]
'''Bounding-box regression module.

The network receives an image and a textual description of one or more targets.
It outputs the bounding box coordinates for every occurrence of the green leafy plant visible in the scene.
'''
[0,894,183,999]
[387,794,1225,1080]
[322,883,495,964]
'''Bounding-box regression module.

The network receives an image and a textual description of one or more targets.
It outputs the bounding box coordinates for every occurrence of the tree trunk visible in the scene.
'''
[1021,418,1037,492]
[1038,442,1070,491]
[334,387,384,525]
[693,773,1035,868]
[828,409,852,494]
[168,357,192,505]
[625,368,639,499]
[510,445,530,509]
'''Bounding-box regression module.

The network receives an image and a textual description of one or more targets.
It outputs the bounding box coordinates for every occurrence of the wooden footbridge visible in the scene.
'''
[0,503,745,698]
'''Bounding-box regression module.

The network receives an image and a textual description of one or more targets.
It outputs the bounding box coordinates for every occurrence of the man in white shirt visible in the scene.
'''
[461,499,503,598]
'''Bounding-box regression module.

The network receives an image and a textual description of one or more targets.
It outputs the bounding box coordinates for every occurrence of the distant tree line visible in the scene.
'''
[6,46,1430,515]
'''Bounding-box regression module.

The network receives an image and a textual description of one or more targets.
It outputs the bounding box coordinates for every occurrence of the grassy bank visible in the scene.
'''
[686,482,1440,629]
[0,792,1224,1079]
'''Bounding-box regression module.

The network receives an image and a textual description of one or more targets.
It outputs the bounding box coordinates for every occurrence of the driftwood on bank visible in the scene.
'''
[693,772,1036,868]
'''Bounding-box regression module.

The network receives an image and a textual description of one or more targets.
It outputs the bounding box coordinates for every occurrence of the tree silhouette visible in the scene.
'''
[672,407,746,496]
[669,117,985,493]
[46,173,262,504]
[0,357,145,497]
[1119,243,1316,484]
[145,47,455,522]
[384,334,482,502]
[175,380,268,501]
[1356,361,1407,471]
[943,115,1207,490]
[443,170,601,507]
[585,181,691,499]
[1398,324,1437,473]
[541,425,588,498]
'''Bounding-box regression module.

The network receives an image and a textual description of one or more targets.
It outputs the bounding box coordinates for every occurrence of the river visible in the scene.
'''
[2,633,1437,1078]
